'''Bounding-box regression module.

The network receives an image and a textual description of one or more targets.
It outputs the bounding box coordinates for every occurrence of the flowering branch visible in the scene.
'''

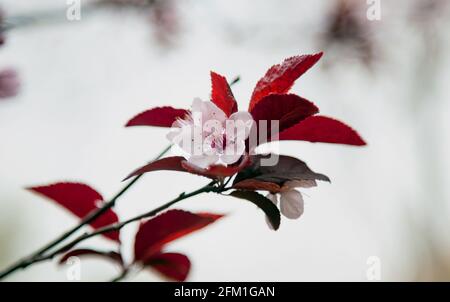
[0,53,366,282]
[0,76,242,281]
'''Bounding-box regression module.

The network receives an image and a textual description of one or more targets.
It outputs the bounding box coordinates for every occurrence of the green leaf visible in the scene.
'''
[229,190,281,230]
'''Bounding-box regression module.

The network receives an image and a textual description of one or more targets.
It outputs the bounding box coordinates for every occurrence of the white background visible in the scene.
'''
[0,0,449,281]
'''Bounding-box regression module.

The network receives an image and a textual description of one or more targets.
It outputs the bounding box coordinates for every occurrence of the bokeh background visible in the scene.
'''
[1,0,449,281]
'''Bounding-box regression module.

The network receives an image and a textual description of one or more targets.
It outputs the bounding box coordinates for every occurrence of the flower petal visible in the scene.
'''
[227,111,255,141]
[280,190,304,219]
[192,98,227,124]
[221,140,245,165]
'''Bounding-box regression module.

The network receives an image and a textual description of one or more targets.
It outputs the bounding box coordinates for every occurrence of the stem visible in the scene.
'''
[229,76,240,86]
[0,77,240,280]
[25,181,218,267]
[110,268,130,282]
[0,144,172,280]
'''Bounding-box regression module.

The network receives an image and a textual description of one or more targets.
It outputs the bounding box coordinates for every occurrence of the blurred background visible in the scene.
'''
[0,0,449,281]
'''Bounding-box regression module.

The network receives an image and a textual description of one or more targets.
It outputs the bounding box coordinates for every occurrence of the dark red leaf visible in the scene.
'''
[134,210,224,262]
[58,248,123,266]
[249,53,323,111]
[232,179,282,193]
[210,71,238,116]
[233,154,330,191]
[124,156,186,181]
[277,115,366,146]
[125,154,250,180]
[125,106,188,127]
[145,252,191,282]
[180,153,251,179]
[250,94,319,143]
[229,191,281,230]
[28,183,120,242]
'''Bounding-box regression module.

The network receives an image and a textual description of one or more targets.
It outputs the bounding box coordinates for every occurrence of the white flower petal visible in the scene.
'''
[220,140,245,165]
[204,101,227,124]
[228,111,254,140]
[280,190,304,219]
[166,128,181,142]
[229,111,254,124]
[191,98,227,125]
[191,98,203,110]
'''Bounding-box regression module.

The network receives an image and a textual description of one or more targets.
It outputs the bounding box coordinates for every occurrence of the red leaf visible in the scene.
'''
[134,210,223,262]
[58,249,123,266]
[250,94,319,141]
[277,115,366,146]
[233,154,330,191]
[232,179,282,193]
[145,252,191,282]
[180,153,251,179]
[124,156,186,181]
[249,53,323,111]
[210,71,238,116]
[125,107,188,127]
[28,183,120,242]
[124,155,250,180]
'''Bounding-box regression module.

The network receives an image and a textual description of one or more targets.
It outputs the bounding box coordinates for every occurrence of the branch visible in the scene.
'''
[0,144,172,280]
[26,181,220,268]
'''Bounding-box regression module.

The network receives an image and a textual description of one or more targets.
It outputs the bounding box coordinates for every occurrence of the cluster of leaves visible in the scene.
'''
[15,53,365,281]
[125,53,365,229]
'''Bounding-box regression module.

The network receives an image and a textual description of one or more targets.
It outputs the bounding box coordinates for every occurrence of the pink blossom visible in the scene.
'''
[167,98,254,169]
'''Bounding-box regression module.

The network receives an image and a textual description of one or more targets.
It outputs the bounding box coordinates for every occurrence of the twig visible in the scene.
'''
[27,181,219,267]
[0,144,172,280]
